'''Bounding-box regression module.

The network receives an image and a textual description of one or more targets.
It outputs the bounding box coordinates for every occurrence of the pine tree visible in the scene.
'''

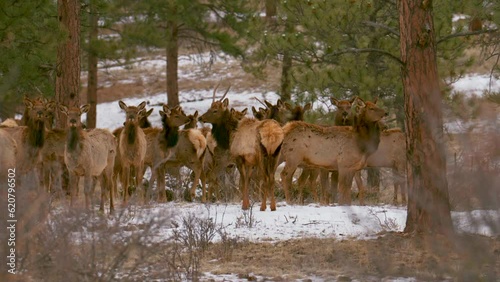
[0,0,60,119]
[105,0,252,107]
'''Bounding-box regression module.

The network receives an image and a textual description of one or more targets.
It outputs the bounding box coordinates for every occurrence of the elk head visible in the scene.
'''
[355,97,387,124]
[284,102,312,122]
[138,108,154,128]
[159,104,190,127]
[331,97,357,125]
[184,110,199,129]
[24,97,47,126]
[199,98,230,124]
[59,104,89,129]
[119,100,147,126]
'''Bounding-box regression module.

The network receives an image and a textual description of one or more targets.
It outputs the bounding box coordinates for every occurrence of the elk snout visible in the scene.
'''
[342,111,348,117]
[69,118,78,127]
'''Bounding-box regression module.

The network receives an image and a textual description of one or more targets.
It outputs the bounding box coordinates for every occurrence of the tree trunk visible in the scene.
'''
[265,0,277,25]
[86,0,98,129]
[280,20,294,102]
[398,0,453,234]
[166,11,179,108]
[55,0,81,128]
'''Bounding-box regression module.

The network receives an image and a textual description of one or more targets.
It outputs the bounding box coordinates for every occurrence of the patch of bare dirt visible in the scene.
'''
[201,233,500,281]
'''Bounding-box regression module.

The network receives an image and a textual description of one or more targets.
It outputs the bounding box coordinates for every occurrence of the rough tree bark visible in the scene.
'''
[55,0,81,128]
[398,0,453,234]
[86,0,98,129]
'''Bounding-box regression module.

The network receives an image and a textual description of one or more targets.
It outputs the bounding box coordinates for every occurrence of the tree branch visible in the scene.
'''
[362,21,400,37]
[324,48,403,66]
[437,28,499,45]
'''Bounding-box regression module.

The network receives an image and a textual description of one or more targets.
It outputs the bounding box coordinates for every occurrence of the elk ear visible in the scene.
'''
[373,97,378,104]
[80,104,90,114]
[24,97,34,109]
[349,96,357,104]
[284,102,293,110]
[276,99,284,107]
[118,100,127,111]
[193,110,198,118]
[303,103,312,111]
[222,98,229,108]
[162,104,170,112]
[59,105,69,116]
[159,110,166,117]
[45,101,56,110]
[264,100,273,108]
[240,108,248,115]
[137,101,147,110]
[354,97,366,109]
[144,108,154,117]
[252,106,258,115]
[330,97,339,106]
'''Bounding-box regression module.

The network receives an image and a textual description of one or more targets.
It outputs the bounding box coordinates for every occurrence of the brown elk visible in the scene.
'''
[112,107,153,200]
[0,129,17,183]
[319,97,406,205]
[2,97,51,188]
[280,98,387,205]
[200,97,284,211]
[160,109,207,201]
[118,101,148,204]
[60,105,116,213]
[364,129,407,205]
[201,107,247,202]
[143,105,190,201]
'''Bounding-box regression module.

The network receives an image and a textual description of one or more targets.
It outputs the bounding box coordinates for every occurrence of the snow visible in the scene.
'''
[450,73,500,97]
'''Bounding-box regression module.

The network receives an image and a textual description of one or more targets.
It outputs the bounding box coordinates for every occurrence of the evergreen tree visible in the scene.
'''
[0,0,60,119]
[105,0,253,107]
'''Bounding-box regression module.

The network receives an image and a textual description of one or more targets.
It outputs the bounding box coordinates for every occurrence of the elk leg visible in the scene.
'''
[297,168,310,204]
[123,166,130,204]
[99,174,105,212]
[319,170,330,205]
[307,169,319,204]
[354,171,366,205]
[338,169,355,205]
[280,163,297,204]
[190,166,202,202]
[69,172,78,207]
[331,171,339,203]
[83,175,93,210]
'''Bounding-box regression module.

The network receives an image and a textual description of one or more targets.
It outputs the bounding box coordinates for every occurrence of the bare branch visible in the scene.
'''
[362,21,400,37]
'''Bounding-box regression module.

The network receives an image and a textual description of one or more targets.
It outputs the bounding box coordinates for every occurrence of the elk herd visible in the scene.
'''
[0,85,408,214]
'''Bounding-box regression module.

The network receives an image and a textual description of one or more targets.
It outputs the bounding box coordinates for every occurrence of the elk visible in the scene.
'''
[160,109,208,201]
[201,108,246,202]
[142,105,190,201]
[2,97,50,188]
[60,105,116,213]
[319,97,406,205]
[200,96,284,211]
[280,98,387,205]
[363,129,407,205]
[112,107,153,200]
[0,129,17,183]
[118,101,148,204]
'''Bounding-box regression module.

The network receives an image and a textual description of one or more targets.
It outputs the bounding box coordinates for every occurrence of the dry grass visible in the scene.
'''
[201,233,500,281]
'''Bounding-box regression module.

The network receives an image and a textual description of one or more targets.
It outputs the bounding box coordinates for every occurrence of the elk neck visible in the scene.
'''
[160,115,180,150]
[124,121,139,145]
[354,114,381,156]
[210,109,238,150]
[27,119,46,148]
[67,126,82,152]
